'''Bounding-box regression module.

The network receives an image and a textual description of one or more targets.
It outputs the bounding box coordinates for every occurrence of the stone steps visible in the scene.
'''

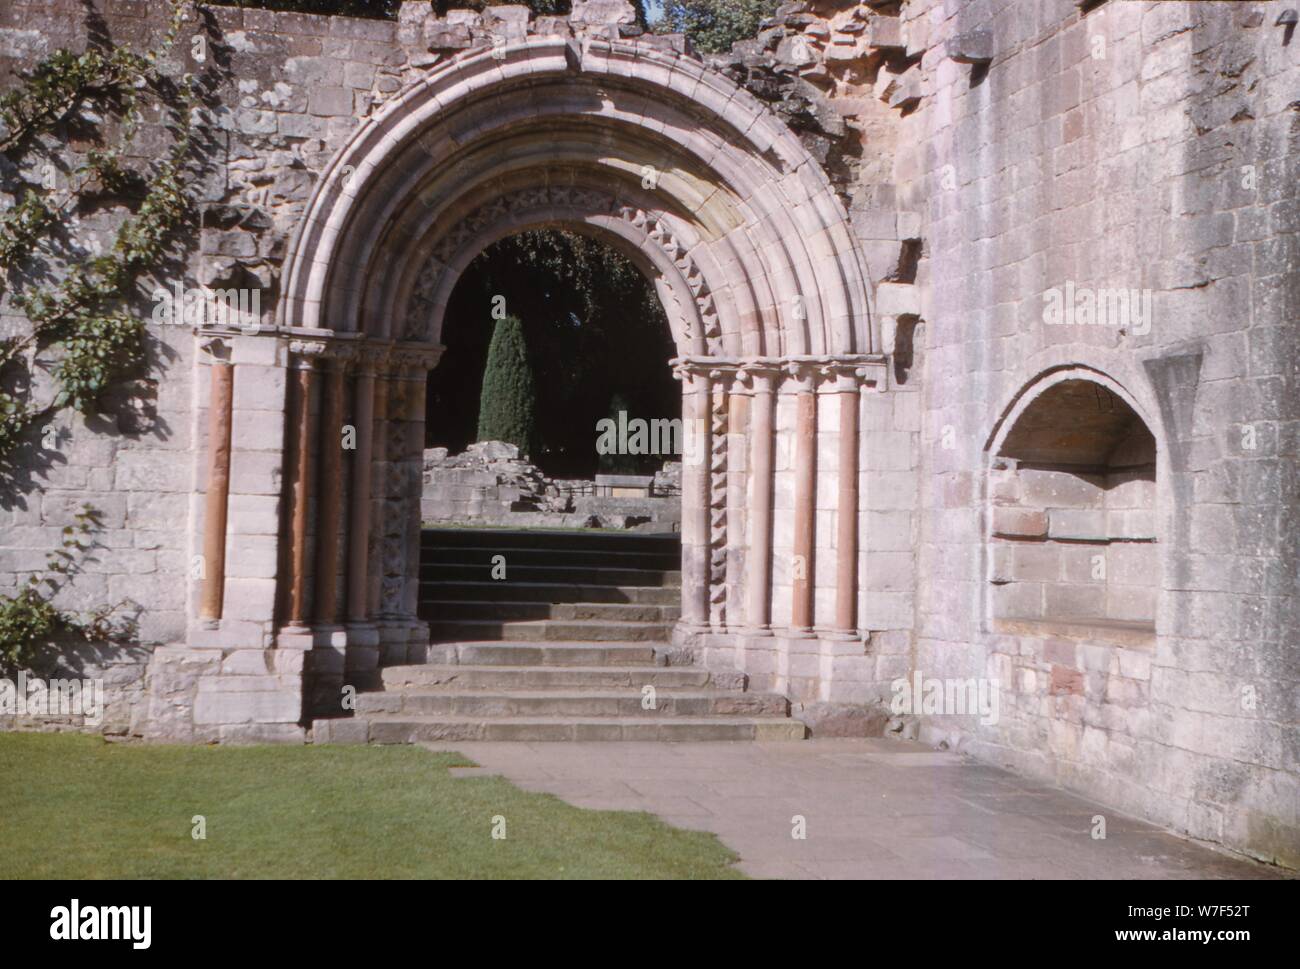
[427,618,675,642]
[419,562,682,586]
[421,580,681,605]
[421,641,662,666]
[421,545,681,570]
[422,528,679,554]
[314,528,804,744]
[380,664,719,690]
[353,715,806,744]
[421,599,682,623]
[357,688,790,718]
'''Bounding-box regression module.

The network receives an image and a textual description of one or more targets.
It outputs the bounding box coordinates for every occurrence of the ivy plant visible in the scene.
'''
[0,505,136,673]
[0,0,195,465]
[0,1,198,665]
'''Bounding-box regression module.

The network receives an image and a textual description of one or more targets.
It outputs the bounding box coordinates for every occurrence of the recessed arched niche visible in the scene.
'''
[986,375,1158,644]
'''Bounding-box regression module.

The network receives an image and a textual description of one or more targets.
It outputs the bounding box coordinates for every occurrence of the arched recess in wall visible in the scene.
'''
[982,366,1161,643]
[269,37,877,657]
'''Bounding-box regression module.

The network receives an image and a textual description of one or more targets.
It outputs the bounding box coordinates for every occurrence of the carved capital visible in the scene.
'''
[287,339,330,369]
[389,342,445,375]
[197,335,231,361]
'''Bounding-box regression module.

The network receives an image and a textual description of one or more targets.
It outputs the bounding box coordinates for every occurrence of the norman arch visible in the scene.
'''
[261,37,882,702]
[277,37,875,355]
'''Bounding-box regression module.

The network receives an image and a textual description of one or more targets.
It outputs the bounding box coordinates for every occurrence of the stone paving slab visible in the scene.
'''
[421,738,1289,880]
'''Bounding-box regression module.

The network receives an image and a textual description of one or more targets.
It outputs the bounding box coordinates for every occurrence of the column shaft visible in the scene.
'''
[347,370,376,623]
[200,362,234,621]
[313,366,345,623]
[401,372,427,619]
[791,384,817,631]
[286,365,316,625]
[366,375,389,619]
[746,376,775,631]
[835,383,859,633]
[679,371,711,628]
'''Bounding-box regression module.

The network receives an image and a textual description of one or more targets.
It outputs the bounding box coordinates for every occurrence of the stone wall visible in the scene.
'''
[0,0,1294,868]
[420,441,682,531]
[880,0,1298,867]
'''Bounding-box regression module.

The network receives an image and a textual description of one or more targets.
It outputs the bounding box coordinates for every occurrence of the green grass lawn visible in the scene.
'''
[0,733,743,879]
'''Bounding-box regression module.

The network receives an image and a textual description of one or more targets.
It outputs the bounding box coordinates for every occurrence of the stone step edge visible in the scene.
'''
[421,599,680,610]
[362,688,785,700]
[420,580,674,589]
[312,716,807,743]
[416,639,676,648]
[379,664,748,690]
[422,545,680,558]
[427,618,674,628]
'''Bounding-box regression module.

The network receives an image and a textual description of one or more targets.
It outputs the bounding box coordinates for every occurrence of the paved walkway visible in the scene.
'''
[425,738,1285,879]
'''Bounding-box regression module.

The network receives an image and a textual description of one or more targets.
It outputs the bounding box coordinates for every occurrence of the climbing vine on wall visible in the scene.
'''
[0,0,196,464]
[0,1,200,661]
[0,505,136,674]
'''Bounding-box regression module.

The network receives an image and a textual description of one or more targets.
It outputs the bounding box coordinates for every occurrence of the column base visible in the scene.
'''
[345,622,381,648]
[376,619,411,666]
[277,623,315,650]
[821,629,863,642]
[345,622,381,689]
[304,631,346,719]
[312,623,349,648]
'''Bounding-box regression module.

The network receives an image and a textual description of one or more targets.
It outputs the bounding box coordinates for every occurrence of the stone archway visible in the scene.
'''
[267,37,880,704]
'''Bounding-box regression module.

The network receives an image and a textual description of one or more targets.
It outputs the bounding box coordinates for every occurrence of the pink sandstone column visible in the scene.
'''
[313,364,346,624]
[200,362,234,621]
[791,370,817,633]
[745,368,776,632]
[834,369,859,635]
[285,354,318,627]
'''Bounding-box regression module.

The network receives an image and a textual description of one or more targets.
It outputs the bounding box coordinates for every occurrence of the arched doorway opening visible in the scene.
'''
[426,228,680,483]
[268,37,878,705]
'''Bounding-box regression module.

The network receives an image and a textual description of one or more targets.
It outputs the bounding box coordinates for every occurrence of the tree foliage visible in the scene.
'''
[654,0,779,53]
[476,314,538,457]
[428,230,678,478]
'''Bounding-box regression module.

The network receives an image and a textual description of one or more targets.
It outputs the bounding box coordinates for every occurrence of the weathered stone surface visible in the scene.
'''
[795,701,890,737]
[422,19,472,50]
[568,1,635,28]
[0,0,1292,872]
[947,27,992,64]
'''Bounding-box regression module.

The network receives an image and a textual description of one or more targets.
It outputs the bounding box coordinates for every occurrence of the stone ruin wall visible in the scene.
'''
[889,0,1297,866]
[0,0,1295,867]
[0,0,923,740]
[420,441,682,531]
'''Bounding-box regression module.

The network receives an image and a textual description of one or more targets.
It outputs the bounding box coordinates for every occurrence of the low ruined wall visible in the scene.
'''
[421,442,681,532]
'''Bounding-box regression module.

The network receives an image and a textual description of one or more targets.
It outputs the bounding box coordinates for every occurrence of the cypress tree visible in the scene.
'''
[476,314,537,458]
[598,392,639,474]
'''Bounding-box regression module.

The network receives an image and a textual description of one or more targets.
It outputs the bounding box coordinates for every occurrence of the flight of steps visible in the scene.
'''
[324,528,804,743]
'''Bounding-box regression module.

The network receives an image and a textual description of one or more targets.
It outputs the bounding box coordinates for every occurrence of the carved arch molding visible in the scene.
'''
[260,37,883,658]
